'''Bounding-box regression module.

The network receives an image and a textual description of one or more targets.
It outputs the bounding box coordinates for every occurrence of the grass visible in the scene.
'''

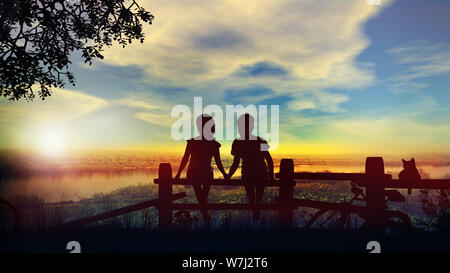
[2,178,443,233]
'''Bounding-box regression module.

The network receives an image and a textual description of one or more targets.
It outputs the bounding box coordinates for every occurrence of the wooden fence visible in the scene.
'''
[154,157,450,231]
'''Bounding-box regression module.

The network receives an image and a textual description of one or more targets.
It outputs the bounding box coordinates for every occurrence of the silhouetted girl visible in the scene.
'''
[175,114,227,223]
[228,114,274,220]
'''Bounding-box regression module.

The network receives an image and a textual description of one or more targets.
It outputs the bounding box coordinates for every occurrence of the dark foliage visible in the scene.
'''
[418,189,450,232]
[0,0,154,100]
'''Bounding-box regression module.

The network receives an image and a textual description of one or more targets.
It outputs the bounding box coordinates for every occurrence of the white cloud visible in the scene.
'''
[134,111,173,127]
[288,90,349,112]
[331,116,450,143]
[0,88,108,124]
[99,0,392,112]
[114,92,176,127]
[115,97,163,111]
[386,40,450,87]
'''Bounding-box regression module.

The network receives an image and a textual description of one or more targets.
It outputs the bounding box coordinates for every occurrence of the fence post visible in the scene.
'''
[279,159,294,228]
[364,157,386,234]
[158,163,173,229]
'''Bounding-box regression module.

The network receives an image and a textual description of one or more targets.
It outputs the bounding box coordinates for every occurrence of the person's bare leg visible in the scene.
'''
[254,185,265,220]
[193,184,208,222]
[256,185,265,204]
[245,185,258,220]
[203,184,211,202]
[193,184,202,202]
[245,185,255,203]
[196,184,210,224]
[201,184,211,224]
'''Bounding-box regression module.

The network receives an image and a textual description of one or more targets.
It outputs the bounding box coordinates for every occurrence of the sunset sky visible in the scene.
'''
[1,0,449,156]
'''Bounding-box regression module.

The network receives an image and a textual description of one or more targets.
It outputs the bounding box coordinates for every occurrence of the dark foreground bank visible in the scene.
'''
[1,228,450,253]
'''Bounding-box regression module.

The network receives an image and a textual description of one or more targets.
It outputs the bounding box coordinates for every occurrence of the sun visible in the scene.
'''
[39,130,65,156]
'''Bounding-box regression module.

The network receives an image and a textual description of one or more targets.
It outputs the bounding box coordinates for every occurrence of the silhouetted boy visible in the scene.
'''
[175,114,227,224]
[228,114,274,220]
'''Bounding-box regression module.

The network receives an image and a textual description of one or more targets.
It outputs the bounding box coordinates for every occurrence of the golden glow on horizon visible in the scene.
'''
[34,141,446,156]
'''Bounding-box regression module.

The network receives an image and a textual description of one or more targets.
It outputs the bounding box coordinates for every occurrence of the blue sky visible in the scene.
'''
[0,0,449,155]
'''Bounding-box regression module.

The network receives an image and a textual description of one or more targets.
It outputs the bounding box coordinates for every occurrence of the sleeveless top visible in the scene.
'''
[186,138,221,179]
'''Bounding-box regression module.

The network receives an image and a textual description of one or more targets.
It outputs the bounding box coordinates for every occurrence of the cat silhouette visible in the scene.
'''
[399,158,421,182]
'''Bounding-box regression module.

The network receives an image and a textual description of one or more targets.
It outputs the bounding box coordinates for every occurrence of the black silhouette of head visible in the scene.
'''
[237,113,255,140]
[196,114,215,140]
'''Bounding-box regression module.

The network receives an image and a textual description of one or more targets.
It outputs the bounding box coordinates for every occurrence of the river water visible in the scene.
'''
[1,155,448,202]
